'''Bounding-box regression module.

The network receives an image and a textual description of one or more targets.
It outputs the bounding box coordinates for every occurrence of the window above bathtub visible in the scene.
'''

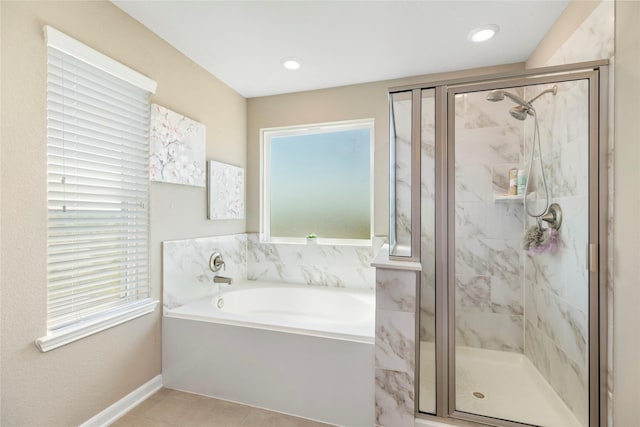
[260,119,374,245]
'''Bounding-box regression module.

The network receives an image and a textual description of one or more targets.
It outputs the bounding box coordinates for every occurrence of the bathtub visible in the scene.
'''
[162,280,375,426]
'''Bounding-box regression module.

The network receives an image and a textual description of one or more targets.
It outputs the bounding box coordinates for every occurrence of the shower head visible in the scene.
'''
[487,85,557,121]
[486,89,533,110]
[486,90,506,102]
[509,105,533,121]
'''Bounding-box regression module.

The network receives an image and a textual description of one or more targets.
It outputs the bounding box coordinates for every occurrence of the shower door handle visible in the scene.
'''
[587,243,598,273]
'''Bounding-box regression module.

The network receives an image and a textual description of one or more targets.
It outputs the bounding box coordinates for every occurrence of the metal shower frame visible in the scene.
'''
[388,59,609,427]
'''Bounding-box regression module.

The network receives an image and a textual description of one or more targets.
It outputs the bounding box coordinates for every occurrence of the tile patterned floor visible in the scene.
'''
[111,388,331,427]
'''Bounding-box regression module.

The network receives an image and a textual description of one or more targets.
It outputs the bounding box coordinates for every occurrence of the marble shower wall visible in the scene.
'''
[544,1,614,68]
[452,80,591,423]
[523,74,591,427]
[453,90,526,353]
[375,268,417,427]
[535,2,615,425]
[247,233,384,289]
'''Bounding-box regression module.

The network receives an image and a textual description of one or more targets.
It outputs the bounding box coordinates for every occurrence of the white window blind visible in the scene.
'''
[44,27,155,336]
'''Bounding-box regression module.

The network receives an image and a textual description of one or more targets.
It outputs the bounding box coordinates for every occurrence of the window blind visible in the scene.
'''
[46,41,151,332]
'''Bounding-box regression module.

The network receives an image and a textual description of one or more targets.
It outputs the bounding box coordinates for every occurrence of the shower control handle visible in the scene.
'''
[541,203,562,230]
[209,252,225,272]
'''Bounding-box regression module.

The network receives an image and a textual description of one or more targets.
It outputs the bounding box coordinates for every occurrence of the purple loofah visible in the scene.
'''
[526,227,560,256]
[544,228,560,253]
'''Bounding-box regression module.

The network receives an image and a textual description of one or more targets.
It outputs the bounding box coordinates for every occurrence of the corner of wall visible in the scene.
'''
[526,0,602,69]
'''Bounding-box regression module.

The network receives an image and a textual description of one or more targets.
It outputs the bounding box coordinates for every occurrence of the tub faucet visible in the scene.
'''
[214,275,233,285]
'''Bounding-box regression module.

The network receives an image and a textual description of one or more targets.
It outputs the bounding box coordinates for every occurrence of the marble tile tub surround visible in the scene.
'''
[162,234,247,311]
[247,233,384,289]
[163,233,384,311]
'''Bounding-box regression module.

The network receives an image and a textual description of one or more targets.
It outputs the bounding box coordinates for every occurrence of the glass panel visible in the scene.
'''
[453,80,590,427]
[419,88,436,413]
[389,91,413,257]
[269,127,371,239]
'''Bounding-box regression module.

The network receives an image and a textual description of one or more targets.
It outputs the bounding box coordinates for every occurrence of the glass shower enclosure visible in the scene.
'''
[388,61,608,427]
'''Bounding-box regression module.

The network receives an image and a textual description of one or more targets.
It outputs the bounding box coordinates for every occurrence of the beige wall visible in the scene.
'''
[613,1,640,425]
[246,64,523,237]
[0,1,246,425]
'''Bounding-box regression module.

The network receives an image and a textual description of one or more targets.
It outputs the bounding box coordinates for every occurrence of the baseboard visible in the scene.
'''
[80,375,163,427]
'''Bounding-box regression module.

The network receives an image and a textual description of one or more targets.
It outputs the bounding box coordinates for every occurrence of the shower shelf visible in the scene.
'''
[493,191,536,202]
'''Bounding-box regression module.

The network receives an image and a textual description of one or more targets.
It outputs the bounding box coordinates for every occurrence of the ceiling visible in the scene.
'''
[112,1,569,98]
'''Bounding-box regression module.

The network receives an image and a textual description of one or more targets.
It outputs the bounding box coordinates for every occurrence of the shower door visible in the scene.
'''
[411,64,607,427]
[449,75,594,427]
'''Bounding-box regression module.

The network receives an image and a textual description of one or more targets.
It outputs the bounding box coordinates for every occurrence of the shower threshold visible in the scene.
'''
[419,342,583,427]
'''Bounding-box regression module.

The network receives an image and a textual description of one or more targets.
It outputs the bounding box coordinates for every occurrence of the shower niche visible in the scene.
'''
[387,64,607,427]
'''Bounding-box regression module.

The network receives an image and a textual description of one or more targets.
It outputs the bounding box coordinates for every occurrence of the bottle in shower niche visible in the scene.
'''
[517,169,527,195]
[507,168,518,195]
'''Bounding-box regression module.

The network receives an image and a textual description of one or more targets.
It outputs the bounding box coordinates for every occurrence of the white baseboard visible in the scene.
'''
[80,375,163,427]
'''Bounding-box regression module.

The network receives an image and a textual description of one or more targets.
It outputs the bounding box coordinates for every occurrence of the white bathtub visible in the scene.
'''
[162,280,375,426]
[167,281,374,343]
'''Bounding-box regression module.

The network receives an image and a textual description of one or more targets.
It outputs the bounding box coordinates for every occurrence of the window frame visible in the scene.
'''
[260,119,375,245]
[36,26,158,353]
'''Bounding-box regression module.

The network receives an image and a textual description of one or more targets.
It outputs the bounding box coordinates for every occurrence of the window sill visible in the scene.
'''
[35,298,159,353]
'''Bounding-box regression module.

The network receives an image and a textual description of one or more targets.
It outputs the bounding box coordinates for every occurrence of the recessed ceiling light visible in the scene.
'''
[468,24,500,43]
[281,57,302,70]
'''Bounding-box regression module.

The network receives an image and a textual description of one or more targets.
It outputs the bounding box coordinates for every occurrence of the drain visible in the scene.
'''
[472,391,485,399]
[216,298,224,309]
